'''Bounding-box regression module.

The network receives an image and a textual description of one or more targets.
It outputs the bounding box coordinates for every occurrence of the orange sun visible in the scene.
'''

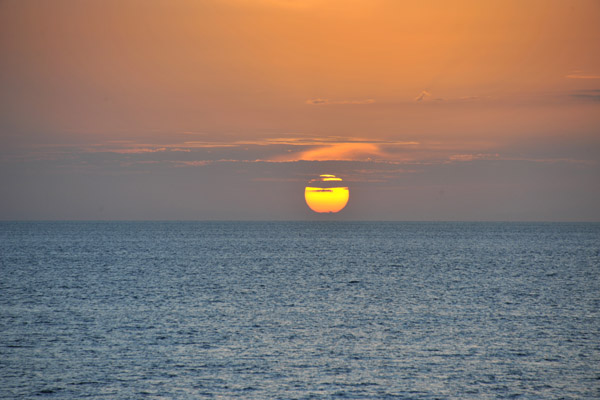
[304,174,349,213]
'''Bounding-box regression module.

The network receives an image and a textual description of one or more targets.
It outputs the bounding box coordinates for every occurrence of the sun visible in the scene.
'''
[304,174,349,213]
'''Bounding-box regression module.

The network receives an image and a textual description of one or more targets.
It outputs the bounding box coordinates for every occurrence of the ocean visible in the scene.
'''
[1,221,599,399]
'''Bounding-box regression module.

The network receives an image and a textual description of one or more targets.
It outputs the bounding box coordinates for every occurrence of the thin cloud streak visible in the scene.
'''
[306,98,375,105]
[415,91,485,103]
[566,73,600,79]
[447,153,595,166]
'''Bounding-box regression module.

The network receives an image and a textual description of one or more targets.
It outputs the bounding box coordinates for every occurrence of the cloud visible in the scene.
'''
[415,90,431,102]
[306,98,329,105]
[569,89,600,102]
[305,98,375,105]
[262,136,418,146]
[306,188,333,192]
[268,138,420,162]
[84,146,191,154]
[275,143,384,162]
[448,153,500,162]
[173,160,213,167]
[414,90,446,102]
[448,153,594,166]
[182,142,239,148]
[457,96,482,102]
[415,91,486,103]
[100,147,168,154]
[182,136,418,149]
[68,136,422,165]
[566,73,600,79]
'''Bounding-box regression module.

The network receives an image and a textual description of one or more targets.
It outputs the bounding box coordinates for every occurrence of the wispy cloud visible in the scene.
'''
[448,153,500,162]
[415,91,483,103]
[85,146,191,154]
[182,142,239,148]
[448,153,595,166]
[414,90,446,102]
[179,136,418,149]
[69,136,423,165]
[569,89,600,102]
[306,98,375,105]
[286,143,383,161]
[173,160,213,167]
[270,138,420,162]
[566,72,600,79]
[415,90,431,102]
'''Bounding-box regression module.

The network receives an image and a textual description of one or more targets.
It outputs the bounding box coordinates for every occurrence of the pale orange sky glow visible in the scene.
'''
[1,0,599,220]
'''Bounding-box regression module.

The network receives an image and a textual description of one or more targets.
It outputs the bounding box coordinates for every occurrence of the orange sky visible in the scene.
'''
[1,0,599,220]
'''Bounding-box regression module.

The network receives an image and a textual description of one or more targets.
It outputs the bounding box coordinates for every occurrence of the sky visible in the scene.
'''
[1,0,599,221]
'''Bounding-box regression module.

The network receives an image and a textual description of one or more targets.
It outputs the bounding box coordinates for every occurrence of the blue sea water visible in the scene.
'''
[1,222,599,399]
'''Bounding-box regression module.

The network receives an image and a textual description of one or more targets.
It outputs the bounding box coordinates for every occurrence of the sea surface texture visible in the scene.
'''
[1,222,599,399]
